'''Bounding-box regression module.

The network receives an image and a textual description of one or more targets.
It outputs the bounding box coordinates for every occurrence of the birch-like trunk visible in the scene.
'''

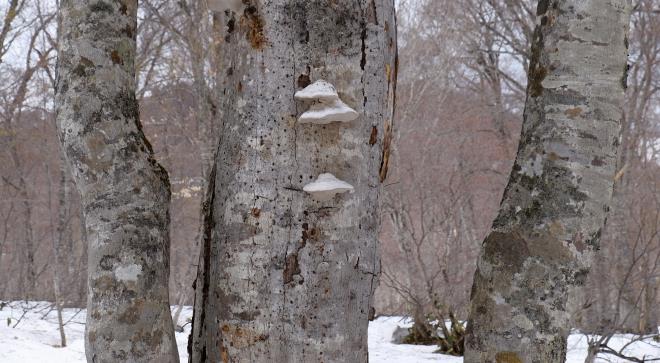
[55,1,178,362]
[188,1,397,362]
[465,1,631,361]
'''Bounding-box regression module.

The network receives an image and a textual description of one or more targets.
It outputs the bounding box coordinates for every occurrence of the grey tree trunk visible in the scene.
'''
[464,1,631,362]
[11,146,36,297]
[55,1,178,362]
[45,161,67,347]
[188,1,397,362]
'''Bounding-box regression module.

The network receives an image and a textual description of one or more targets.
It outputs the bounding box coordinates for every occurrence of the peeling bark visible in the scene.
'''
[55,1,178,362]
[465,1,631,362]
[189,1,397,362]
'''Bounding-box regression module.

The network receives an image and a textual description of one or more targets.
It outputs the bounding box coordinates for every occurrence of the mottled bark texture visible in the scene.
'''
[465,1,631,362]
[55,1,178,362]
[188,1,397,362]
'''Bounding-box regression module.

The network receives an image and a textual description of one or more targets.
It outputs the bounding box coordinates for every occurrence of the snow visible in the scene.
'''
[1,301,658,363]
[303,173,354,201]
[369,317,459,363]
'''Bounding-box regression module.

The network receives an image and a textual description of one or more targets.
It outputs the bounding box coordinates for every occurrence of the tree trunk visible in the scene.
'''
[465,1,631,362]
[188,1,397,362]
[46,162,67,348]
[55,1,178,362]
[8,142,36,297]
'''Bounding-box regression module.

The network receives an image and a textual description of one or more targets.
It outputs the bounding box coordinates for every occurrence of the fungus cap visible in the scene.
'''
[303,173,354,201]
[295,80,359,124]
[299,99,359,124]
[294,80,339,102]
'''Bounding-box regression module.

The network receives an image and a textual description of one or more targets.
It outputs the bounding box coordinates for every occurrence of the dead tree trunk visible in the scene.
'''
[188,1,397,362]
[55,1,178,362]
[464,1,631,362]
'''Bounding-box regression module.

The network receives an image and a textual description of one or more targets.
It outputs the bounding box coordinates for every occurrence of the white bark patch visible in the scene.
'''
[246,136,264,151]
[303,173,354,201]
[519,153,544,177]
[493,293,506,305]
[295,80,358,124]
[113,264,142,282]
[512,314,535,330]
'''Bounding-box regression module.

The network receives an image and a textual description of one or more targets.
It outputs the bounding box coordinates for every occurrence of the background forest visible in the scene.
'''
[1,0,658,354]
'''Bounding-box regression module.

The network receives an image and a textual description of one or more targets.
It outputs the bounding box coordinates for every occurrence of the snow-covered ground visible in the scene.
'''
[0,301,658,362]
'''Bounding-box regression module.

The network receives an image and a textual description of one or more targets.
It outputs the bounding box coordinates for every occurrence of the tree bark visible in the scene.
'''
[45,162,67,347]
[188,1,397,362]
[55,1,178,362]
[465,1,631,362]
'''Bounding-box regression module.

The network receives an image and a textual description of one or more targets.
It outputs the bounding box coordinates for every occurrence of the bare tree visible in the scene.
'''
[376,1,518,347]
[188,1,397,361]
[0,0,56,298]
[55,1,178,362]
[574,5,660,361]
[45,161,67,347]
[465,0,632,361]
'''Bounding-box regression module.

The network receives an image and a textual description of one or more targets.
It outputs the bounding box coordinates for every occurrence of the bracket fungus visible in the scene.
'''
[303,173,354,201]
[294,80,359,124]
[207,0,243,13]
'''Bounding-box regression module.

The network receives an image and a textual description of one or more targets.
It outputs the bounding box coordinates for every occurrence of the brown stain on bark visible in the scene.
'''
[564,107,582,119]
[118,299,144,324]
[220,345,229,363]
[84,132,113,171]
[110,50,123,65]
[369,126,378,145]
[221,324,268,349]
[496,351,523,363]
[241,6,267,49]
[548,152,568,161]
[283,253,301,284]
[379,122,392,182]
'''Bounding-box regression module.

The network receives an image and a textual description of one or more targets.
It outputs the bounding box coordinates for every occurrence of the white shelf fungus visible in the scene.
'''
[303,173,354,201]
[207,0,243,13]
[295,80,359,124]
